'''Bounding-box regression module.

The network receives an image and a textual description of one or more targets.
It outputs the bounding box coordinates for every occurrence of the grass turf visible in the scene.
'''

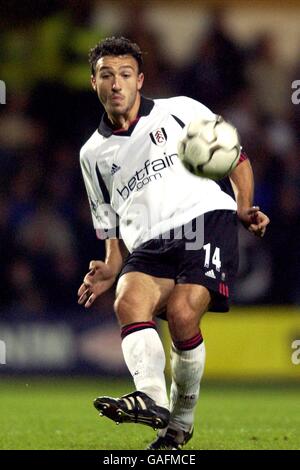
[0,378,299,450]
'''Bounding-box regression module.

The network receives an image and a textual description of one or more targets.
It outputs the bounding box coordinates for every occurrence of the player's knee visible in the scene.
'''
[114,294,145,324]
[167,304,197,332]
[167,297,192,318]
[114,295,131,318]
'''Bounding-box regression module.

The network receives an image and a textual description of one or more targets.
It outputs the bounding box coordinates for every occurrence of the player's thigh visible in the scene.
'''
[166,283,211,341]
[115,271,175,325]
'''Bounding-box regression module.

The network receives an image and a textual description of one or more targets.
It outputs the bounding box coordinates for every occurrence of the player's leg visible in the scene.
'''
[148,284,209,449]
[116,272,174,408]
[148,209,238,448]
[94,272,174,429]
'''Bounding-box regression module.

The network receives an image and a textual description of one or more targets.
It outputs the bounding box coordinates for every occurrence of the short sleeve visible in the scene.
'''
[80,153,119,239]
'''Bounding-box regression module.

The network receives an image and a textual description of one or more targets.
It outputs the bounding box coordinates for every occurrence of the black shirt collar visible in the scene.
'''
[98,96,154,138]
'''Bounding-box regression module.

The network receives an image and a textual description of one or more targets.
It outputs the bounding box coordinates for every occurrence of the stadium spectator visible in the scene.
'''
[246,33,291,119]
[177,10,246,110]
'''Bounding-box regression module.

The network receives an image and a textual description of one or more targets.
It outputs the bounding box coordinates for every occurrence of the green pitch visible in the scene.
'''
[0,378,299,450]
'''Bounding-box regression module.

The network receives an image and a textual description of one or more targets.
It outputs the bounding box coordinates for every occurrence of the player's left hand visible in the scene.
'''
[77,260,117,308]
[238,206,270,238]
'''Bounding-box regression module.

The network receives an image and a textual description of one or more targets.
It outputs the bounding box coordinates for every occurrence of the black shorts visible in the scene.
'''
[120,210,239,312]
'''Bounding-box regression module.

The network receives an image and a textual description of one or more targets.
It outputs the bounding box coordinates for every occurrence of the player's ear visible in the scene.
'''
[91,75,97,92]
[137,73,144,91]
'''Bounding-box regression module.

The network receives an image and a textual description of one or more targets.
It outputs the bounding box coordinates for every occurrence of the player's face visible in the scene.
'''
[91,55,144,119]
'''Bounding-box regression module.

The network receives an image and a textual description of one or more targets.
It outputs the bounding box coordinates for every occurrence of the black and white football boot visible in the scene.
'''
[94,391,170,430]
[146,425,194,450]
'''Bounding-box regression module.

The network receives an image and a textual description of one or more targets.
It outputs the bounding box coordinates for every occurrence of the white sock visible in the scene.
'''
[168,341,206,432]
[121,328,169,409]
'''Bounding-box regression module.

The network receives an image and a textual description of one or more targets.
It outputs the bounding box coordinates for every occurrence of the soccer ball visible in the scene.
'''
[177,116,241,180]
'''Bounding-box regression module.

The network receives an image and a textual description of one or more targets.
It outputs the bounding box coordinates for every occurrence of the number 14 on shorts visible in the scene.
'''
[203,243,221,271]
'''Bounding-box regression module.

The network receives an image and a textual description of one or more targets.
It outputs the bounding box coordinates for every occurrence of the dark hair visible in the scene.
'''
[89,36,143,76]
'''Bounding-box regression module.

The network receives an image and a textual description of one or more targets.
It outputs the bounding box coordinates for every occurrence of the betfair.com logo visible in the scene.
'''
[0,80,6,104]
[0,340,6,364]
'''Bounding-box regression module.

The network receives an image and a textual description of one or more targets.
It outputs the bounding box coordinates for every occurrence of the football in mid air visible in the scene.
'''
[177,116,241,180]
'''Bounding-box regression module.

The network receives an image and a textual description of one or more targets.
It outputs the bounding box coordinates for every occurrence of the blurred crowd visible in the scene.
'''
[1,3,300,316]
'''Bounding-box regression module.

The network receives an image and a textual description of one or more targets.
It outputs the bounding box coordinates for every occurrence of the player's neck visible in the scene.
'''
[107,94,141,131]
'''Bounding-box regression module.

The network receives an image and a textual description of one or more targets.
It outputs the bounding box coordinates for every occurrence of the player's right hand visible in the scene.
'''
[77,260,117,308]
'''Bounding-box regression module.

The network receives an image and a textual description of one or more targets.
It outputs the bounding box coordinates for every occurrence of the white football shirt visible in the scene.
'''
[80,96,237,252]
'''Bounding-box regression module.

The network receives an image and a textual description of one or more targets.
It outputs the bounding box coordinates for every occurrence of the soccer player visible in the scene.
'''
[78,37,270,450]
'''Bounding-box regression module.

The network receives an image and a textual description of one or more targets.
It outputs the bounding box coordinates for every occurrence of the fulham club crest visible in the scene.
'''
[150,128,167,146]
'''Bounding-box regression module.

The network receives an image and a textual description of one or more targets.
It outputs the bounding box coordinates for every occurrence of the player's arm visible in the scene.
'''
[229,158,270,237]
[78,238,124,308]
